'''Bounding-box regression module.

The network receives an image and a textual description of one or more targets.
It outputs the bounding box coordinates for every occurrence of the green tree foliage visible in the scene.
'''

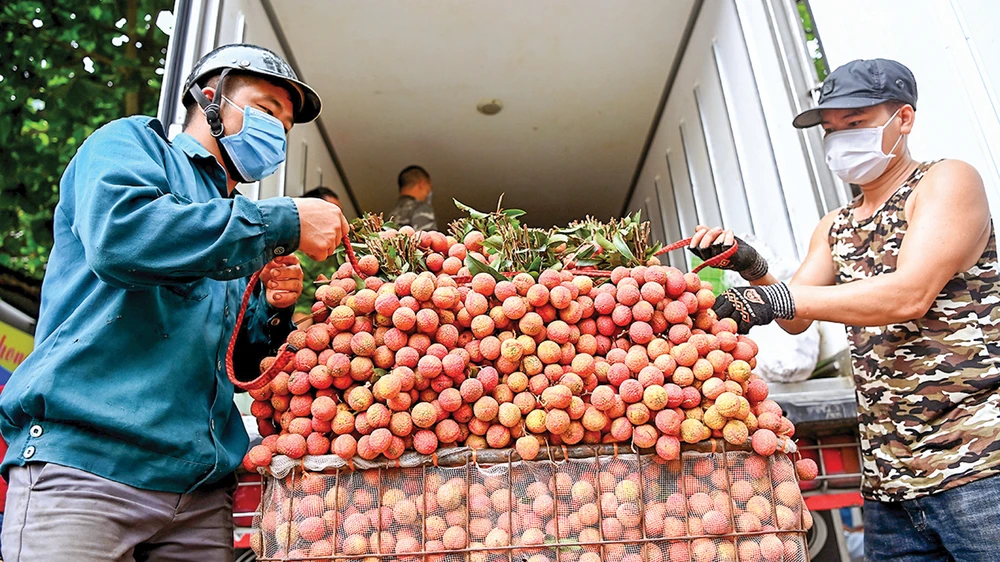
[797,0,829,81]
[1,0,173,283]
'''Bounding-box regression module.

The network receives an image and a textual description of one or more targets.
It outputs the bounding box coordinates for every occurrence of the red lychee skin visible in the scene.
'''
[473,396,499,422]
[751,429,779,456]
[619,379,644,404]
[655,435,681,461]
[333,434,357,460]
[298,516,326,542]
[276,433,307,459]
[629,321,654,344]
[541,385,572,409]
[477,367,500,394]
[591,385,616,411]
[413,429,439,455]
[760,534,784,562]
[796,458,819,481]
[459,378,484,403]
[305,324,331,351]
[438,387,463,413]
[306,432,330,456]
[747,378,770,403]
[246,445,272,469]
[310,395,337,422]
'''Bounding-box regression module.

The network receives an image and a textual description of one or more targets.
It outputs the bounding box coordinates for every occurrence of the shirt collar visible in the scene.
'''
[172,132,216,161]
[169,131,232,197]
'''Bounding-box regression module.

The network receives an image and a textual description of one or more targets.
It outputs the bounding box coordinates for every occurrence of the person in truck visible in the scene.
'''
[389,164,438,231]
[690,58,1000,561]
[0,44,348,560]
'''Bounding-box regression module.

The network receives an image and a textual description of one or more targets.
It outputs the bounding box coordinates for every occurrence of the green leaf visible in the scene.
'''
[482,235,504,250]
[502,209,526,218]
[452,199,488,219]
[464,255,506,282]
[613,233,638,264]
[528,257,542,272]
[594,234,615,252]
[547,233,568,246]
[557,223,587,235]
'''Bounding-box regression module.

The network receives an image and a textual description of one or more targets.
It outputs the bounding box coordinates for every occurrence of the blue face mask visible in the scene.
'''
[218,96,287,183]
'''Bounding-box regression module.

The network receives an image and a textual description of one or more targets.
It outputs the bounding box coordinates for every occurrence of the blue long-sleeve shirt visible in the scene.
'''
[0,116,301,493]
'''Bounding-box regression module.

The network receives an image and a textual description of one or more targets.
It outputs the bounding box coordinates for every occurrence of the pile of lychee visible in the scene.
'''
[241,229,822,561]
[243,254,807,472]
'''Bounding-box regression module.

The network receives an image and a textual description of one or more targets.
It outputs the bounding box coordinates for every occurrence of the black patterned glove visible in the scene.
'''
[689,236,768,281]
[712,283,795,334]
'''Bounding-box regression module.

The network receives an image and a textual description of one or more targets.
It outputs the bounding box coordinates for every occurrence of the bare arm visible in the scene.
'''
[758,211,839,334]
[788,160,990,326]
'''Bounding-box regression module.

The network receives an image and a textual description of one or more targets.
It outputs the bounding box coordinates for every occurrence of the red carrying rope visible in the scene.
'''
[227,235,735,389]
[654,237,738,273]
[341,233,363,278]
[227,234,356,391]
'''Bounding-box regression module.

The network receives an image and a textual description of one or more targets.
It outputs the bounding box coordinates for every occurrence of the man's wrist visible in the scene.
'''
[760,282,796,320]
[740,253,769,281]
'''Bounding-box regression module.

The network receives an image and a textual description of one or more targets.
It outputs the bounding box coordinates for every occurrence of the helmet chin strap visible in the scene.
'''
[187,69,251,185]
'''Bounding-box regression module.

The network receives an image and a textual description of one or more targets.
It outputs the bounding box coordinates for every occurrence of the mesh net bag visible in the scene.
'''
[251,445,811,561]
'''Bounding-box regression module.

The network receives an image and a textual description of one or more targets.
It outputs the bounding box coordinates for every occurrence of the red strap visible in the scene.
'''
[559,269,613,278]
[227,235,360,391]
[654,237,738,273]
[341,233,364,278]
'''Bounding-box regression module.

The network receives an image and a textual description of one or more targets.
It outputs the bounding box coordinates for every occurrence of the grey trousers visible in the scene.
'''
[1,463,235,562]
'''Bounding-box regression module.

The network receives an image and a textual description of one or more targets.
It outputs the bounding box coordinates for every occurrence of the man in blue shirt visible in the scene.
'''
[0,44,347,560]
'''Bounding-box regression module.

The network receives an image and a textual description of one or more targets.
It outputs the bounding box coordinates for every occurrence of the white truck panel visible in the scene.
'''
[629,0,823,266]
[809,0,1000,218]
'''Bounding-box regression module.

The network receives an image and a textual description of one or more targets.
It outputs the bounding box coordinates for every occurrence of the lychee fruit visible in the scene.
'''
[680,418,710,443]
[702,510,731,535]
[722,420,749,445]
[796,458,819,481]
[413,429,439,455]
[546,409,572,435]
[655,435,681,461]
[412,402,437,429]
[715,391,741,418]
[516,435,541,460]
[304,397,334,424]
[751,429,779,456]
[591,385,616,411]
[276,434,307,459]
[246,445,272,469]
[473,396,499,422]
[760,534,783,562]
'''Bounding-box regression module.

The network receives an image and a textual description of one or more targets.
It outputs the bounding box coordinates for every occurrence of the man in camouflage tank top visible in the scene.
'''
[691,59,1000,561]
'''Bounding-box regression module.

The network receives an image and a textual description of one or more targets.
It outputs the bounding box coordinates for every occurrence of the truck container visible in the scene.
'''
[157,1,1000,560]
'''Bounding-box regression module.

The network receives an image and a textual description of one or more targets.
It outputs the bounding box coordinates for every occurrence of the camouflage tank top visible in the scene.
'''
[829,161,1000,502]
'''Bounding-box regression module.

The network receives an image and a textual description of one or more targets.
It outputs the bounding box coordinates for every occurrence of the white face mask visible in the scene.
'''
[823,107,904,185]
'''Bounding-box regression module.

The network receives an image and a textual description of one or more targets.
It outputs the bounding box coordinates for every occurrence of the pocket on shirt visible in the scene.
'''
[164,281,209,302]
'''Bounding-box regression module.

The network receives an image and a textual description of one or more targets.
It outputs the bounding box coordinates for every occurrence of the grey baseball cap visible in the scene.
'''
[793,58,917,129]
